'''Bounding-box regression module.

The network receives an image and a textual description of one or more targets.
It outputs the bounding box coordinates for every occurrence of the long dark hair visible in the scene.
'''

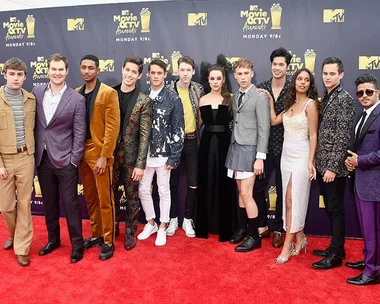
[284,68,319,111]
[208,65,232,110]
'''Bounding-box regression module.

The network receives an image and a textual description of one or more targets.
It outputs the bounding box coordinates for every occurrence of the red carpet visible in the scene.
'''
[0,216,377,304]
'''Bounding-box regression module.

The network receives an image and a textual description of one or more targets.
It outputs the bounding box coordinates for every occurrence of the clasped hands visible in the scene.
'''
[345,150,358,172]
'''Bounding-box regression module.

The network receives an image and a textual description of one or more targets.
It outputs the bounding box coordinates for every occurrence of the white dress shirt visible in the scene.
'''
[43,83,67,125]
[355,100,380,135]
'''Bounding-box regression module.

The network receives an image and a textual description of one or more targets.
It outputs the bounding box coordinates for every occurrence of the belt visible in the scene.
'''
[204,125,227,132]
[185,132,196,139]
[16,146,27,153]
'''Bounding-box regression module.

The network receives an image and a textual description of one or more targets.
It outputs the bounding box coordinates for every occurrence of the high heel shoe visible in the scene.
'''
[292,233,308,256]
[275,242,295,264]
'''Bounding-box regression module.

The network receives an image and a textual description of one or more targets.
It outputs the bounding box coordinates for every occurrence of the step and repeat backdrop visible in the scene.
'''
[1,0,379,237]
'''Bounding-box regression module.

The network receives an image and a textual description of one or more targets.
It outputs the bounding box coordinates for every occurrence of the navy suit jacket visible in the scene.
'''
[33,84,86,168]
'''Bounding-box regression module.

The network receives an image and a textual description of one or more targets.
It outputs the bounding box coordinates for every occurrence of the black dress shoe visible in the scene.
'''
[99,244,114,261]
[346,260,365,270]
[83,237,103,249]
[347,273,380,286]
[39,241,61,256]
[312,247,346,259]
[115,222,120,238]
[311,253,342,270]
[125,234,136,251]
[229,229,248,244]
[71,248,84,263]
[235,236,262,252]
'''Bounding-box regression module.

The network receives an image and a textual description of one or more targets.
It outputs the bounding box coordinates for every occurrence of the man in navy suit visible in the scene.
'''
[33,53,86,263]
[346,73,380,285]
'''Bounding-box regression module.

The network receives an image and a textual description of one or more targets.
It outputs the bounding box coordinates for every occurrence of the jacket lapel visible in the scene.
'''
[0,88,9,106]
[47,87,71,126]
[38,84,49,127]
[238,85,255,110]
[322,86,342,116]
[78,79,101,123]
[123,87,140,134]
[357,104,380,144]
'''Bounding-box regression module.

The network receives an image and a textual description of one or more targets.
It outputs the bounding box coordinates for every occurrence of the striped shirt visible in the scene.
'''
[4,86,26,148]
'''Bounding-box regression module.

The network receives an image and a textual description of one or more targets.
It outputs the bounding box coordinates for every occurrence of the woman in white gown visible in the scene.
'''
[267,68,319,264]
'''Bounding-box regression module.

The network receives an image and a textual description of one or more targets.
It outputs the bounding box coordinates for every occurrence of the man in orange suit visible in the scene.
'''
[77,54,120,261]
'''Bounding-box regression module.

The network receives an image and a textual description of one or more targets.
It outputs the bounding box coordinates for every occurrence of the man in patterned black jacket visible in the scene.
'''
[251,48,291,248]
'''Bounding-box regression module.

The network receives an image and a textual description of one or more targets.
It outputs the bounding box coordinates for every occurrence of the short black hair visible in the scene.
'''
[322,57,344,74]
[123,55,144,74]
[355,73,379,90]
[80,54,99,68]
[148,59,167,72]
[270,47,291,66]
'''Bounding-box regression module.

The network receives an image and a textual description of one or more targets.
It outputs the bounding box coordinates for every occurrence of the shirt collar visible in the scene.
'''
[239,84,254,94]
[47,83,67,96]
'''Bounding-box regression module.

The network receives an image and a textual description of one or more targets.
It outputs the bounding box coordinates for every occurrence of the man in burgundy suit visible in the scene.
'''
[346,73,380,285]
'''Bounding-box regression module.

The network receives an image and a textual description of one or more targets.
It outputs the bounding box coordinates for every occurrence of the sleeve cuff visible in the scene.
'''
[256,152,266,160]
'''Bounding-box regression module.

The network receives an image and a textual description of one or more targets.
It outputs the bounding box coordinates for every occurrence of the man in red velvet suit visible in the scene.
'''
[345,73,380,286]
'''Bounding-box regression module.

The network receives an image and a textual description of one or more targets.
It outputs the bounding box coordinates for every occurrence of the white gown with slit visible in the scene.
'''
[280,100,312,233]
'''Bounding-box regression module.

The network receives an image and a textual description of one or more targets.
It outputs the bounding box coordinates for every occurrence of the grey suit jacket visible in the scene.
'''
[33,84,86,168]
[231,84,270,154]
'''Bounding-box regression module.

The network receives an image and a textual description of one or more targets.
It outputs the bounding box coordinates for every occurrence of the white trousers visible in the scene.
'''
[139,165,171,223]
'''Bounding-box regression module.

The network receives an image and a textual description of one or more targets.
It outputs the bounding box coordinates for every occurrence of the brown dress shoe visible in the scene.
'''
[259,228,270,238]
[16,255,30,267]
[3,237,13,250]
[272,231,284,248]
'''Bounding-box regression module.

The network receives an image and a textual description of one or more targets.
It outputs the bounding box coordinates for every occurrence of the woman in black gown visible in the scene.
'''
[195,65,238,241]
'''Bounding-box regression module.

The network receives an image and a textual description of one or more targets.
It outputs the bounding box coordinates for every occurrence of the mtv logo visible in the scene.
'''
[10,17,16,22]
[323,9,345,23]
[99,59,115,72]
[121,10,129,15]
[188,13,207,26]
[359,56,380,70]
[37,56,44,61]
[67,18,84,31]
[226,57,240,66]
[0,64,4,74]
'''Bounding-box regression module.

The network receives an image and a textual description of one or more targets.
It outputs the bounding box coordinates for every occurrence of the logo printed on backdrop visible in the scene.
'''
[287,49,317,75]
[30,56,48,86]
[144,51,183,76]
[99,59,115,72]
[226,57,240,66]
[67,18,85,31]
[359,56,380,70]
[2,15,36,47]
[113,8,151,43]
[0,63,4,75]
[188,13,208,26]
[323,9,345,23]
[240,3,282,39]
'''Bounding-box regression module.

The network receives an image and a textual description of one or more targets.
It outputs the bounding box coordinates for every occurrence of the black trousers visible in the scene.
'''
[170,137,198,219]
[317,173,346,254]
[254,153,283,231]
[37,151,83,249]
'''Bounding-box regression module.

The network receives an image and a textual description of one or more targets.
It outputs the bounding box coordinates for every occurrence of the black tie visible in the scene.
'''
[354,111,367,150]
[238,92,245,107]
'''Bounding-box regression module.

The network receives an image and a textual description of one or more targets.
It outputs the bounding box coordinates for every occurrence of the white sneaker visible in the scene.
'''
[182,218,195,238]
[166,217,178,236]
[155,228,167,246]
[137,222,158,240]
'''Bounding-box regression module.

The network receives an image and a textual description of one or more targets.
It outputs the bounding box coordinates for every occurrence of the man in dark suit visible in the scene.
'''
[33,53,86,263]
[345,73,380,285]
[312,57,355,270]
[113,55,152,250]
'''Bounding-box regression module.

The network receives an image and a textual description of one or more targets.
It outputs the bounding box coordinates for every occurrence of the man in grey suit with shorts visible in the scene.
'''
[226,58,270,252]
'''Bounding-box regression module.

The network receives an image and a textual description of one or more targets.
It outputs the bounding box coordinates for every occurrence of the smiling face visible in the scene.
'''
[4,69,26,90]
[208,70,224,92]
[271,56,288,80]
[48,60,68,86]
[122,61,141,88]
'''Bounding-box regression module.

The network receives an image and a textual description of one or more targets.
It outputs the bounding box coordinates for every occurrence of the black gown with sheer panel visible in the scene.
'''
[195,104,238,242]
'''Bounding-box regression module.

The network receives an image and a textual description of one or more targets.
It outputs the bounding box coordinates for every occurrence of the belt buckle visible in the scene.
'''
[186,132,196,140]
[17,146,27,153]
